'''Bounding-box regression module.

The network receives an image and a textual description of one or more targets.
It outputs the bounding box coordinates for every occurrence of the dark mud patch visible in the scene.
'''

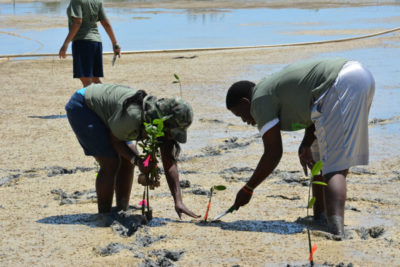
[199,118,224,124]
[51,188,97,205]
[110,211,147,237]
[345,205,361,212]
[198,219,304,234]
[103,209,168,238]
[287,262,354,267]
[0,174,21,186]
[179,179,191,188]
[172,55,197,60]
[139,249,185,267]
[180,136,255,161]
[272,169,308,186]
[349,166,376,175]
[220,166,254,183]
[347,196,398,205]
[96,231,171,259]
[135,232,168,247]
[267,194,301,201]
[355,226,385,239]
[188,188,210,196]
[96,242,135,256]
[149,249,185,261]
[0,165,96,187]
[369,115,400,126]
[46,166,96,177]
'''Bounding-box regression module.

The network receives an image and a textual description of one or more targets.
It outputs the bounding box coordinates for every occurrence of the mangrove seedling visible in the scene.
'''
[137,114,171,221]
[306,160,326,266]
[172,73,182,98]
[203,185,227,222]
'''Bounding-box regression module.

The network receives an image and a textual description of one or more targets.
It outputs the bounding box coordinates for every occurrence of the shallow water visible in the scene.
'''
[1,3,400,54]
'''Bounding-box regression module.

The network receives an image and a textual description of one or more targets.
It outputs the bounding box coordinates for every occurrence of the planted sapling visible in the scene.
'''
[137,114,171,221]
[306,160,326,266]
[172,73,182,98]
[203,185,227,222]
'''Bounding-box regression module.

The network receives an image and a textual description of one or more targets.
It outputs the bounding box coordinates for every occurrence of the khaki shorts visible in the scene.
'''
[310,61,375,174]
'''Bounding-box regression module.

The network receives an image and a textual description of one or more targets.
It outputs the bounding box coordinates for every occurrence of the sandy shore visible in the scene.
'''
[1,3,400,266]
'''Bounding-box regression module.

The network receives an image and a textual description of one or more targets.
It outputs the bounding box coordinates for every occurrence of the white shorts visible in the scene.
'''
[310,61,375,174]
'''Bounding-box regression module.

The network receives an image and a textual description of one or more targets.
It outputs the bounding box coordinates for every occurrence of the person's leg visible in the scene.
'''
[115,157,134,211]
[324,169,348,236]
[92,42,104,84]
[92,77,102,84]
[312,174,326,222]
[95,156,120,213]
[79,77,93,87]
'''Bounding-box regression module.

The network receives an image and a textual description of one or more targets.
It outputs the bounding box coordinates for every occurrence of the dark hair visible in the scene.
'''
[122,90,148,113]
[225,81,255,110]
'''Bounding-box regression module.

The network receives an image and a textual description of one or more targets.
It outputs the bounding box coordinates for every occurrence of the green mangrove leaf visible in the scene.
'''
[308,197,316,208]
[312,181,327,186]
[174,73,180,81]
[311,160,323,177]
[213,185,227,191]
[172,81,179,84]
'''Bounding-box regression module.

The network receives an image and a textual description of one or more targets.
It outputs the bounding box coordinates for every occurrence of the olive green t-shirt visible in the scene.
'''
[67,0,107,42]
[251,58,348,132]
[84,84,143,141]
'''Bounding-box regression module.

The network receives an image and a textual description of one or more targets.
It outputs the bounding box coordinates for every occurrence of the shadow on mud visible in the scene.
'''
[28,114,67,119]
[36,213,107,228]
[196,219,304,234]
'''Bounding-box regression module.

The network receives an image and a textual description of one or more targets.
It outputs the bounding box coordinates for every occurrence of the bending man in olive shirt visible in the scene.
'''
[65,83,199,219]
[225,58,375,236]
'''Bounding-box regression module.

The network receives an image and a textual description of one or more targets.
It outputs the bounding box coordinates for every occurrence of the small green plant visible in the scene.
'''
[172,73,182,98]
[306,160,326,266]
[203,185,227,221]
[137,114,171,219]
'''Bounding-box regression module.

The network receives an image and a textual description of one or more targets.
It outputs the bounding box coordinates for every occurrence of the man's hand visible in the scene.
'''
[174,202,200,220]
[298,144,315,176]
[113,43,121,57]
[59,45,68,59]
[233,188,253,210]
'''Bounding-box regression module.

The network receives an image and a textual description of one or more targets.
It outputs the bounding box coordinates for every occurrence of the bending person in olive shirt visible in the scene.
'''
[65,83,200,219]
[59,0,120,87]
[225,58,375,237]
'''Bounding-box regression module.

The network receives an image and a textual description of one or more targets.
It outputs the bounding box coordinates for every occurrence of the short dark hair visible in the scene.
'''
[225,81,255,110]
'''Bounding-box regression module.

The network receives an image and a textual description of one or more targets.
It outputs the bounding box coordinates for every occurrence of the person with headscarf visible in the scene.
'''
[65,83,199,219]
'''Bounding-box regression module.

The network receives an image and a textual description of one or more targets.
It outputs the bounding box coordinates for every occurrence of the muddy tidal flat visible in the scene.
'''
[1,0,400,266]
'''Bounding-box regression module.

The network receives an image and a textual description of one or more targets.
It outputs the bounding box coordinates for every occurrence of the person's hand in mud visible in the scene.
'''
[174,201,200,220]
[298,144,315,176]
[233,187,253,210]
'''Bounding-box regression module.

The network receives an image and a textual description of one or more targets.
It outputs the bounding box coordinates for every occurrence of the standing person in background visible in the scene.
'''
[59,0,120,87]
